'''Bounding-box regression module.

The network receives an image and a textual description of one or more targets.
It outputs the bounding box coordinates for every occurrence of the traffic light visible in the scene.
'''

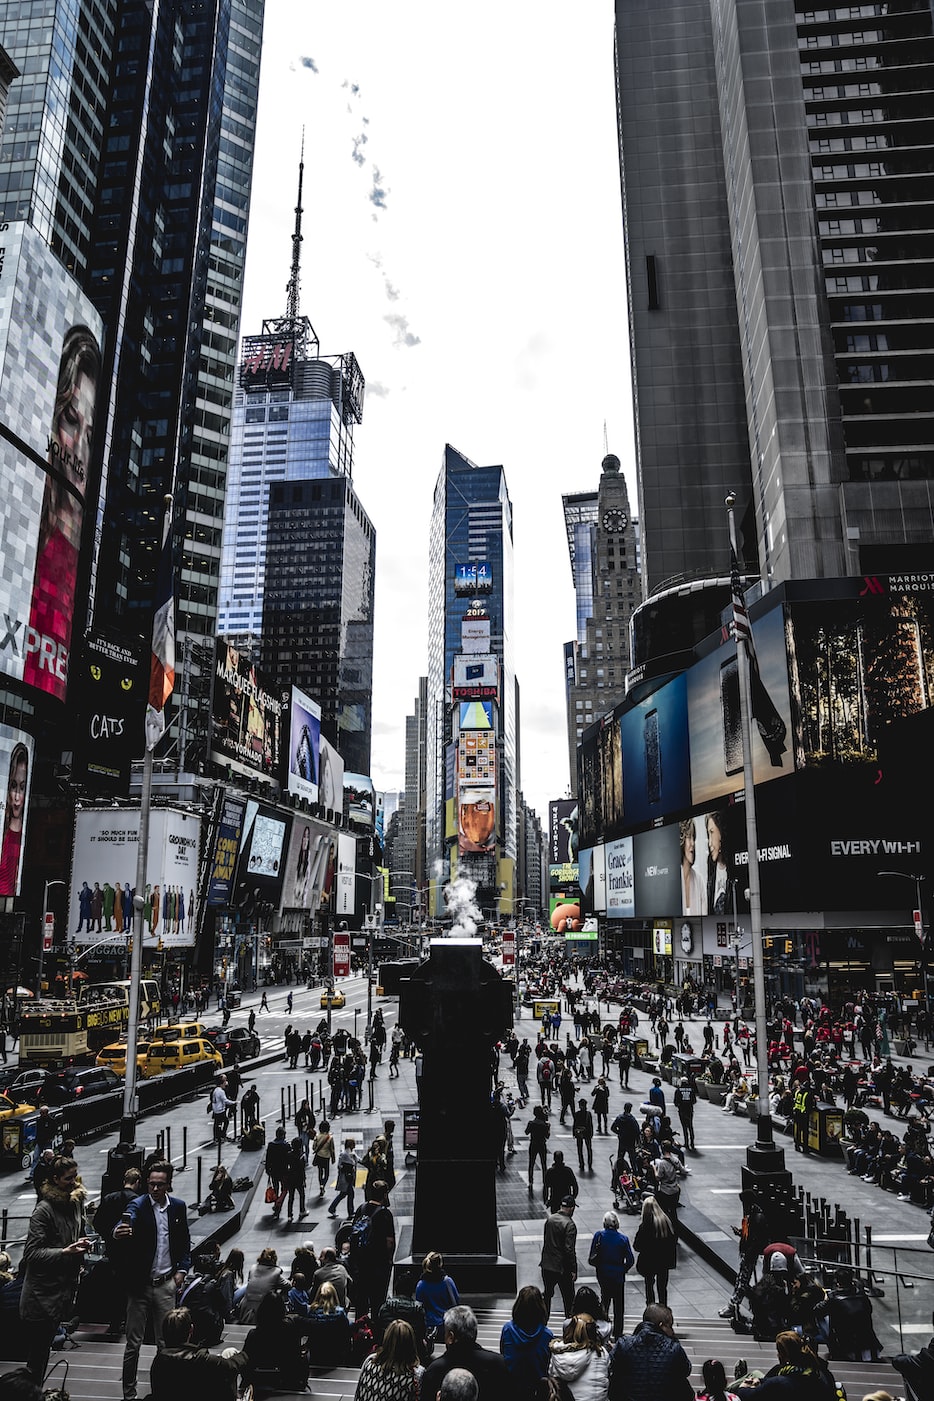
[764,937,773,951]
[784,939,793,955]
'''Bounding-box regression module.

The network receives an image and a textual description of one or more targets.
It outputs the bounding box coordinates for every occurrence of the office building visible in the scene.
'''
[260,473,375,776]
[615,0,934,594]
[426,444,518,915]
[563,454,641,787]
[391,678,428,922]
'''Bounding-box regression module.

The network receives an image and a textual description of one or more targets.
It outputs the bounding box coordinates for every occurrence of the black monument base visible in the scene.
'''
[395,1221,517,1296]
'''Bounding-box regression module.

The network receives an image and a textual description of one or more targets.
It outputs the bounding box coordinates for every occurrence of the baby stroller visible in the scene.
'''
[610,1154,644,1214]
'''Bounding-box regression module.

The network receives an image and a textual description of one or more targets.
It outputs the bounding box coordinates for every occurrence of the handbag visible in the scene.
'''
[264,1183,277,1204]
[43,1358,70,1401]
[588,1232,602,1268]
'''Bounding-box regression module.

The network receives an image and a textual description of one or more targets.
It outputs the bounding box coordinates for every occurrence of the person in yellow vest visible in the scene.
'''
[793,1080,814,1156]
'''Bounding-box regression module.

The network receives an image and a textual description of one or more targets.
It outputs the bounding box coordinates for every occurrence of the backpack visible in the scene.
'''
[540,1059,553,1083]
[349,1202,376,1260]
[350,1313,375,1364]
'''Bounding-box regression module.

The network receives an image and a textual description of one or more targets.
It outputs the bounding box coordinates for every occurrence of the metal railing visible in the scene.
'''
[792,1237,934,1355]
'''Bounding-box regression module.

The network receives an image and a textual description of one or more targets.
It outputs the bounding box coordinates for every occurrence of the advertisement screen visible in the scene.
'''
[621,673,691,828]
[453,653,498,700]
[458,784,496,854]
[457,731,495,785]
[233,801,289,912]
[632,824,681,917]
[577,729,601,851]
[549,800,579,866]
[459,700,493,731]
[0,724,33,897]
[206,794,246,907]
[318,735,344,814]
[283,685,321,803]
[579,843,606,913]
[210,639,283,780]
[598,717,624,840]
[0,226,105,703]
[71,629,146,793]
[344,772,375,828]
[605,835,634,919]
[69,808,201,947]
[336,832,356,917]
[281,817,336,912]
[688,604,792,806]
[461,611,491,654]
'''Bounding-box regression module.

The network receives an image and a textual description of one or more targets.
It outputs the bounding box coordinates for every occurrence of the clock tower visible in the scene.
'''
[563,454,641,792]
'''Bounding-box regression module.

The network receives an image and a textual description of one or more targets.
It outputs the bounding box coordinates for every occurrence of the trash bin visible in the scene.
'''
[808,1102,843,1157]
[101,1141,143,1197]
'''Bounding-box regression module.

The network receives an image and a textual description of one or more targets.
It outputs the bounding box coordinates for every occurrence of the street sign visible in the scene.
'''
[42,912,54,953]
[913,909,924,945]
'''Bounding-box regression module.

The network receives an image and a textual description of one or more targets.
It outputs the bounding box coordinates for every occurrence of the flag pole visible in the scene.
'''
[725,493,773,1150]
[120,494,174,1144]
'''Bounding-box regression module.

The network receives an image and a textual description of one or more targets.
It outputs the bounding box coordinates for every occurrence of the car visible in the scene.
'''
[156,1021,208,1042]
[36,1067,121,1105]
[210,1028,260,1063]
[320,989,346,1010]
[0,1093,36,1120]
[95,1041,152,1077]
[141,1038,223,1078]
[0,1069,49,1103]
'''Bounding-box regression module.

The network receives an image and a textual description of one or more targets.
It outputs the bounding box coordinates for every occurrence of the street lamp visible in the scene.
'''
[879,870,930,1045]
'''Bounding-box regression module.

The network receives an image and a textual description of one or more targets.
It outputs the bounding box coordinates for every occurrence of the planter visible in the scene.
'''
[695,1081,709,1100]
[706,1083,728,1107]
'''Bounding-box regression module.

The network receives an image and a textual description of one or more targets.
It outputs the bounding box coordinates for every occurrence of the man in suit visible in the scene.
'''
[111,1160,191,1401]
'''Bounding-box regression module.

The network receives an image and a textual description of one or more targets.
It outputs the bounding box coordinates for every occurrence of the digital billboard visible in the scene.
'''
[461,604,491,654]
[621,673,691,828]
[0,724,34,897]
[211,639,283,780]
[458,785,496,854]
[453,653,498,700]
[688,604,793,806]
[579,843,606,913]
[232,800,289,912]
[0,225,105,704]
[72,629,146,793]
[632,824,681,917]
[457,731,495,785]
[68,808,201,947]
[344,772,375,828]
[318,735,344,814]
[206,794,246,907]
[549,799,579,889]
[605,836,634,919]
[454,561,493,593]
[283,685,321,803]
[459,700,493,731]
[281,816,337,912]
[240,332,295,392]
[336,832,356,917]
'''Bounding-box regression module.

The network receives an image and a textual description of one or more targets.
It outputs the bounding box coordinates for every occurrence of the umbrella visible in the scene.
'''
[6,986,33,997]
[70,971,89,981]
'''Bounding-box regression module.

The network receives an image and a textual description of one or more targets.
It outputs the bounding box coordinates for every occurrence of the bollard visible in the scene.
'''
[1,1207,6,1250]
[281,1087,285,1126]
[196,1156,203,1205]
[165,1127,172,1168]
[306,1079,310,1106]
[156,1129,164,1155]
[182,1125,188,1171]
[216,1133,222,1167]
[367,1079,374,1112]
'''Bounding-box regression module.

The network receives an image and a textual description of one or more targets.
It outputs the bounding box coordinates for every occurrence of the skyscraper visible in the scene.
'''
[426,444,518,914]
[563,454,641,787]
[615,0,934,593]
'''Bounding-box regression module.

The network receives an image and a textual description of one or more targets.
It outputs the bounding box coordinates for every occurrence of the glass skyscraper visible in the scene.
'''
[426,444,517,913]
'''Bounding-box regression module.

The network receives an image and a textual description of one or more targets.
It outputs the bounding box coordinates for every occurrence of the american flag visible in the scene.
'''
[145,508,175,751]
[730,545,752,648]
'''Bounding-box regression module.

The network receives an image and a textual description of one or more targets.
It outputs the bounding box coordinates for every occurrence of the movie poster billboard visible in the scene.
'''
[68,807,201,947]
[344,773,375,828]
[210,639,283,780]
[282,685,321,803]
[71,629,146,793]
[605,836,634,919]
[206,794,246,907]
[632,824,681,917]
[549,799,579,889]
[0,225,105,704]
[0,724,34,897]
[452,654,498,700]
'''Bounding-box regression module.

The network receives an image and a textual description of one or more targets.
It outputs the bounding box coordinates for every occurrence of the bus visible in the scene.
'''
[79,979,161,1022]
[18,992,129,1066]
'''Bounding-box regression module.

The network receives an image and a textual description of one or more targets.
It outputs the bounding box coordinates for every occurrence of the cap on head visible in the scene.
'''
[769,1253,788,1272]
[561,1195,576,1209]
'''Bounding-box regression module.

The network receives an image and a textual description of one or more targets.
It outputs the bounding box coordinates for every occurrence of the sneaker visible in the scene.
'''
[734,1359,748,1382]
[718,1303,736,1318]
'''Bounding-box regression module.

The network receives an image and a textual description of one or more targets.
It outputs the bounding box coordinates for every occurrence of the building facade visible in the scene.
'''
[563,454,641,788]
[426,444,518,915]
[615,0,934,594]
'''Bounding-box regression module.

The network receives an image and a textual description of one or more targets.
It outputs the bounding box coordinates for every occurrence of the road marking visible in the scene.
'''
[872,1234,929,1242]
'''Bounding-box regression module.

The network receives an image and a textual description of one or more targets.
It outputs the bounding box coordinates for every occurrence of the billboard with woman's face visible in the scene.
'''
[0,225,104,704]
[0,724,33,896]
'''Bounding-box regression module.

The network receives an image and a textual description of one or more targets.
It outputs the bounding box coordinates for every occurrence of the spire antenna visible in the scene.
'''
[285,129,304,324]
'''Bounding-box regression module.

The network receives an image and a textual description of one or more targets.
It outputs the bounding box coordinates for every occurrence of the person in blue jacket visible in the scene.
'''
[588,1209,635,1338]
[414,1251,459,1332]
[499,1285,553,1401]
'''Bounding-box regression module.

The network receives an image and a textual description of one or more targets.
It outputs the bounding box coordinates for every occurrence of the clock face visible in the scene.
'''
[602,509,628,532]
[680,922,693,954]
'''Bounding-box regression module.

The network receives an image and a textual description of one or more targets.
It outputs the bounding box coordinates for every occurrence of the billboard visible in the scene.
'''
[283,685,321,803]
[318,735,344,814]
[605,836,634,919]
[211,639,283,780]
[459,700,493,731]
[453,653,499,700]
[549,800,579,865]
[68,808,201,947]
[458,785,496,854]
[457,731,495,784]
[0,724,34,897]
[0,225,105,704]
[71,629,146,793]
[281,816,339,912]
[579,843,607,913]
[461,604,491,655]
[232,801,290,912]
[344,772,375,828]
[454,561,493,593]
[336,832,356,917]
[240,332,295,392]
[206,794,246,907]
[621,673,691,827]
[632,824,681,917]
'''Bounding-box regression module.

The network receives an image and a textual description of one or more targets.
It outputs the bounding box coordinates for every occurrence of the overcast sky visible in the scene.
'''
[240,1,635,823]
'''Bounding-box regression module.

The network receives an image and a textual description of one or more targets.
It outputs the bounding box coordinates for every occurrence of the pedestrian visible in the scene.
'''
[286,990,293,1015]
[610,1103,640,1177]
[543,1151,579,1214]
[312,1120,335,1197]
[295,1097,314,1160]
[210,1074,236,1144]
[285,1137,307,1220]
[540,1196,578,1322]
[415,1251,460,1334]
[607,1304,691,1401]
[19,1154,90,1381]
[500,1285,553,1401]
[265,1126,291,1220]
[111,1160,191,1401]
[632,1196,676,1309]
[559,1065,576,1126]
[547,1312,611,1400]
[591,1077,610,1134]
[616,1041,631,1089]
[247,1007,256,1034]
[588,1210,634,1339]
[241,1083,260,1131]
[27,1105,57,1182]
[537,1053,556,1110]
[328,1138,358,1219]
[673,1077,697,1151]
[793,1079,814,1155]
[648,1077,666,1114]
[573,1098,595,1173]
[651,1142,687,1233]
[719,1191,771,1320]
[421,1304,509,1401]
[260,990,269,1011]
[351,1180,396,1318]
[526,1104,550,1194]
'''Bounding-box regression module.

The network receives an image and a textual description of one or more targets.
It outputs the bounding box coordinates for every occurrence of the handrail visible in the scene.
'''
[791,1239,934,1355]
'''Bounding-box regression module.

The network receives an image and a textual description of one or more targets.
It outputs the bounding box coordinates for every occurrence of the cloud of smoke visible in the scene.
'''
[444,873,481,939]
[384,312,421,348]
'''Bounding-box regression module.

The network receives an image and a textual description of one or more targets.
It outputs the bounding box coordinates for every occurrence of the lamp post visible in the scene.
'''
[879,870,930,1045]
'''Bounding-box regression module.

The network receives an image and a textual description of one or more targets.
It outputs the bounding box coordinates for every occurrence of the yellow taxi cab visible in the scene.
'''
[141,1038,223,1078]
[156,1021,208,1042]
[320,989,346,1010]
[0,1093,35,1120]
[95,1041,152,1077]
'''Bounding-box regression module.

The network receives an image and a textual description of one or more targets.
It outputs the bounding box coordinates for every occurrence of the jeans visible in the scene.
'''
[122,1277,177,1399]
[329,1175,355,1217]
